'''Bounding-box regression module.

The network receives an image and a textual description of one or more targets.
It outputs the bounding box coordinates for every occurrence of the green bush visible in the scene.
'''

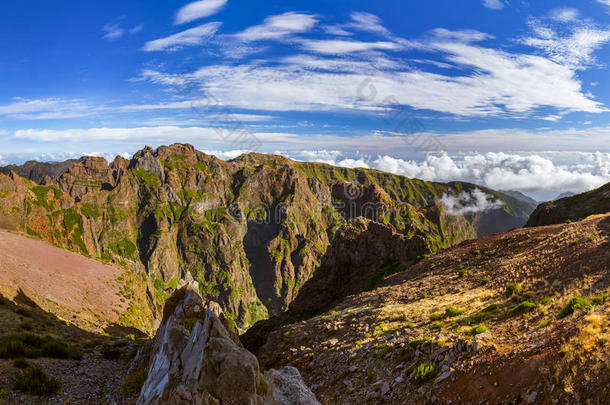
[411,363,436,384]
[592,293,608,305]
[102,343,122,360]
[538,297,552,306]
[121,368,148,395]
[408,337,431,348]
[257,376,268,397]
[470,324,489,335]
[462,304,500,325]
[13,367,61,396]
[505,283,522,297]
[509,301,538,315]
[0,333,82,360]
[430,307,466,321]
[12,357,29,369]
[458,268,468,278]
[481,277,490,284]
[558,296,589,318]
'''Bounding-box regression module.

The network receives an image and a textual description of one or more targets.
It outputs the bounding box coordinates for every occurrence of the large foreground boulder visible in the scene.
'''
[130,279,319,405]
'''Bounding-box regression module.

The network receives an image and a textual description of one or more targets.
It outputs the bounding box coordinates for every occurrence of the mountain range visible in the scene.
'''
[0,144,607,404]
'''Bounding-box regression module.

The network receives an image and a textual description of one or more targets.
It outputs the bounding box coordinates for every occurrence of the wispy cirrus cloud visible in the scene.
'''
[142,22,221,51]
[102,17,143,41]
[482,0,506,10]
[521,16,610,69]
[232,12,318,42]
[0,98,94,120]
[174,0,227,25]
[299,39,403,54]
[102,21,125,41]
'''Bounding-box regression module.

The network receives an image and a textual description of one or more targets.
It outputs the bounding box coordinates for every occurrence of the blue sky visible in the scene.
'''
[1,0,610,199]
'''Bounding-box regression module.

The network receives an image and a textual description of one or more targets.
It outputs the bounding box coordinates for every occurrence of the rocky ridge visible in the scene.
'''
[527,181,610,227]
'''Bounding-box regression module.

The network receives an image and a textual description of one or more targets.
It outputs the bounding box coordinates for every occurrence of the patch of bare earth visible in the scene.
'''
[0,230,127,331]
[257,214,610,404]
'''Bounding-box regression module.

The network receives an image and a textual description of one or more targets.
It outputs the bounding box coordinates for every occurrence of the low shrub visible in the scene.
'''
[558,296,589,318]
[462,304,500,325]
[12,357,29,369]
[102,343,122,360]
[411,363,436,384]
[13,367,61,396]
[430,307,466,321]
[592,293,608,305]
[121,368,148,395]
[0,333,80,360]
[408,337,431,348]
[505,283,522,297]
[470,324,489,335]
[509,301,538,315]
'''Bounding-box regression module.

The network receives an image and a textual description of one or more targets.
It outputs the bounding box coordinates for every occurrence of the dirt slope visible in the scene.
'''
[0,230,127,331]
[257,214,610,404]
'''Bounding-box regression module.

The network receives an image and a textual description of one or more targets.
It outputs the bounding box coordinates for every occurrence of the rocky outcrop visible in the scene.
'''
[131,281,318,405]
[526,182,610,227]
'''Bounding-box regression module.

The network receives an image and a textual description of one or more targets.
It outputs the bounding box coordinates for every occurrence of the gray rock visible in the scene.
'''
[133,283,319,405]
[372,380,390,396]
[528,391,537,403]
[435,371,453,384]
[264,366,320,405]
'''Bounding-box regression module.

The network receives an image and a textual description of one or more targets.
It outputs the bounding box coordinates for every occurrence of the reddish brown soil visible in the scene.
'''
[0,230,126,329]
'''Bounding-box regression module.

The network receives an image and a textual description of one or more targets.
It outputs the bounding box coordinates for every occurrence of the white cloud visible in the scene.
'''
[102,22,125,41]
[175,0,227,25]
[482,0,506,10]
[347,12,393,38]
[428,28,493,43]
[142,22,221,51]
[549,7,580,23]
[138,21,604,118]
[300,39,402,54]
[522,18,610,68]
[233,12,318,42]
[597,0,610,11]
[323,26,352,36]
[12,126,217,141]
[0,98,93,120]
[440,189,503,215]
[129,24,143,35]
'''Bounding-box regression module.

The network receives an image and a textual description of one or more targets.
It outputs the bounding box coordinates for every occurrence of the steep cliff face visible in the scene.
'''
[0,144,533,330]
[526,182,610,227]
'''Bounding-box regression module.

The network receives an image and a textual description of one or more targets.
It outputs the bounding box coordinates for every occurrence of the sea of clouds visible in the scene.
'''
[2,149,609,202]
[281,151,610,201]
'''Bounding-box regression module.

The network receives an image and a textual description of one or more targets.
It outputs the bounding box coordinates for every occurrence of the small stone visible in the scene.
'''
[435,371,452,384]
[528,391,537,403]
[372,380,390,396]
